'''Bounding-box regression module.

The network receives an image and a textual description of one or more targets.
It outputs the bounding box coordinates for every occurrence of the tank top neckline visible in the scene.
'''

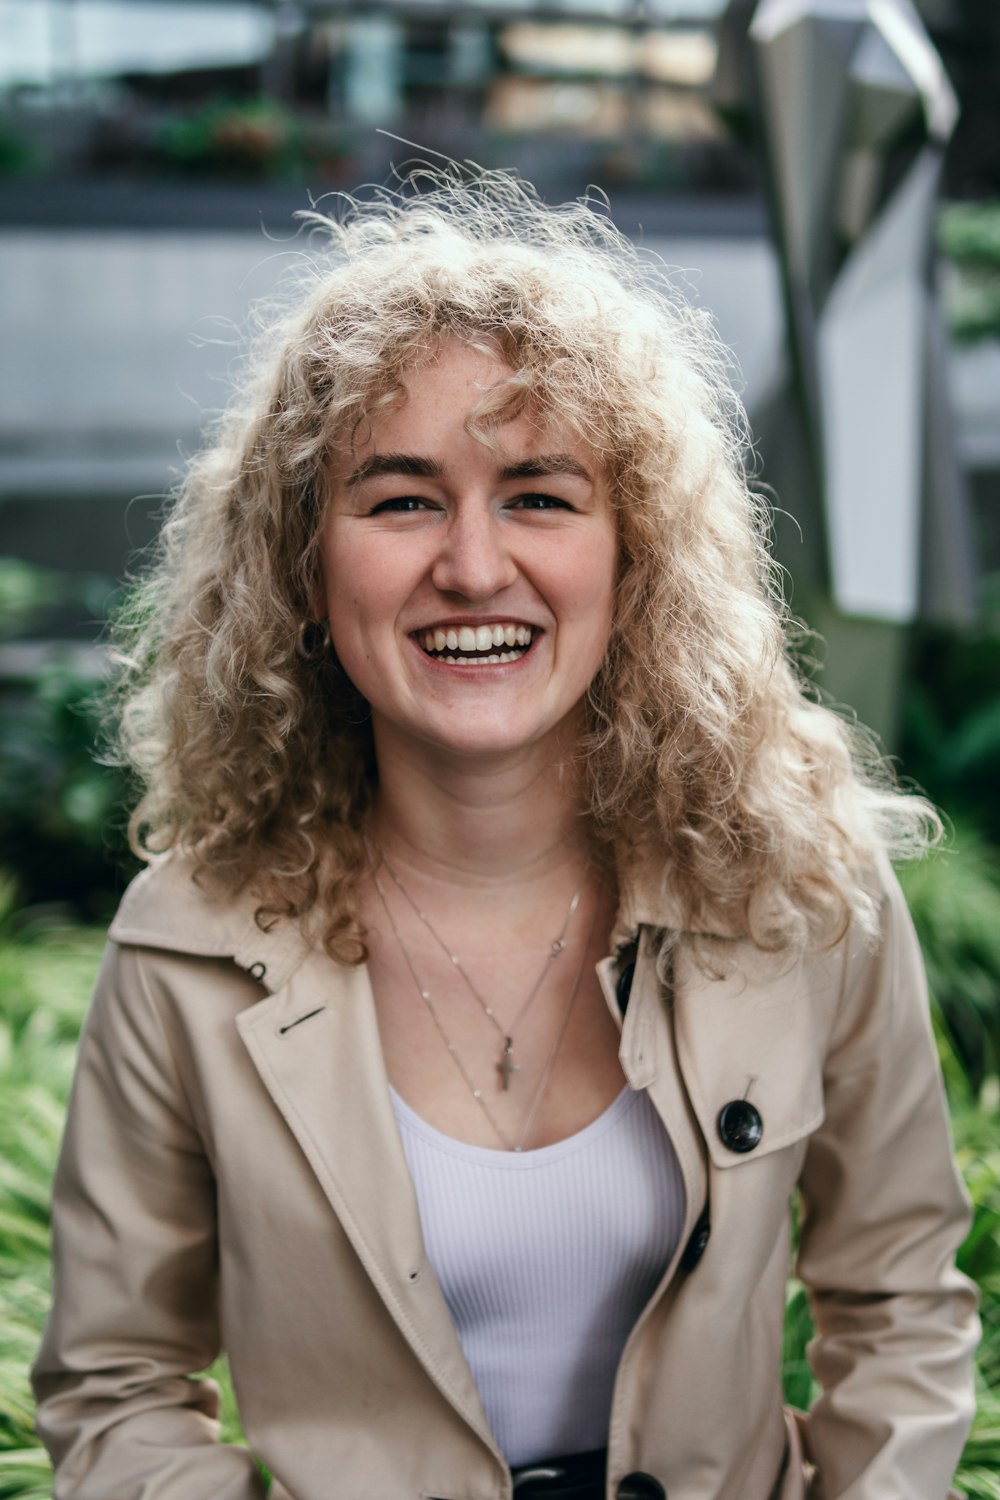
[389,1081,639,1168]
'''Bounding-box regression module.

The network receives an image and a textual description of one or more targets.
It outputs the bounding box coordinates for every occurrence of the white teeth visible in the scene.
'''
[424,648,522,665]
[419,623,535,658]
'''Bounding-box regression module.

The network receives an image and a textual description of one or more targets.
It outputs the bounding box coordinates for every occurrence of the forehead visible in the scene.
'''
[346,342,596,469]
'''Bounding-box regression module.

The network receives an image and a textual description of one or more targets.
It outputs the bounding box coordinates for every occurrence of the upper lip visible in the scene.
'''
[410,616,542,633]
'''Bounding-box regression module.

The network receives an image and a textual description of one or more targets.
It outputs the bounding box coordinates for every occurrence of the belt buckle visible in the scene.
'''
[512,1465,566,1492]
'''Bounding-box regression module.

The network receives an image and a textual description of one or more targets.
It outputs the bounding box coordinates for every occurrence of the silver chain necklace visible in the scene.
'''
[372,868,594,1152]
[378,855,582,1091]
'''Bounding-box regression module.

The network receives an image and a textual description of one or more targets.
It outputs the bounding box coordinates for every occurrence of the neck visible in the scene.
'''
[370,727,595,896]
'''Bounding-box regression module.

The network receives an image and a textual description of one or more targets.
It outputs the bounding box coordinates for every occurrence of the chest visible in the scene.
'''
[364,913,628,1151]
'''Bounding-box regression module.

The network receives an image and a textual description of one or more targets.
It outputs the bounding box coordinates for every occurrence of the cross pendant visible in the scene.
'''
[497,1037,520,1091]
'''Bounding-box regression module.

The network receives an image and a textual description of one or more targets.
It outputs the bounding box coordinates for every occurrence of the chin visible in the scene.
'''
[426,730,543,762]
[422,710,580,764]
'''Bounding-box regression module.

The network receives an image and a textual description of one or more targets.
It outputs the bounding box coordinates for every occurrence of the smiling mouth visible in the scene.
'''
[417,622,535,665]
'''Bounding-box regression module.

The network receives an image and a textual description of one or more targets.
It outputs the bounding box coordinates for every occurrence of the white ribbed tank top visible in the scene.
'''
[391,1083,685,1466]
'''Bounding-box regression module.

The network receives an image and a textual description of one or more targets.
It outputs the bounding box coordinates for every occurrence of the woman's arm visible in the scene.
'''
[795,861,980,1497]
[31,942,266,1500]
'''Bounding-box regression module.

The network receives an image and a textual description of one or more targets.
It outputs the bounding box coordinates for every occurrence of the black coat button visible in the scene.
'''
[616,1474,666,1500]
[717,1099,763,1153]
[680,1215,711,1271]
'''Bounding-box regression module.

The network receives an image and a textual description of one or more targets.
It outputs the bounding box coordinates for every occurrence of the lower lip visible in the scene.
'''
[411,635,539,674]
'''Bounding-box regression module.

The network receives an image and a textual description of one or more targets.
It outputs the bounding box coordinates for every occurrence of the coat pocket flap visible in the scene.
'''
[673,945,830,1170]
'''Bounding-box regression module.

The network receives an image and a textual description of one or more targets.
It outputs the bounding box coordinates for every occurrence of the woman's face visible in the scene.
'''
[319,343,619,768]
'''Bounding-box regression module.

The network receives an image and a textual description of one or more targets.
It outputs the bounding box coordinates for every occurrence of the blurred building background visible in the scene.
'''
[0,0,998,909]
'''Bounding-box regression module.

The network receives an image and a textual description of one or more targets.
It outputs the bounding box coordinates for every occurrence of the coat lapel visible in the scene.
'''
[672,943,830,1170]
[624,934,708,1266]
[235,949,497,1452]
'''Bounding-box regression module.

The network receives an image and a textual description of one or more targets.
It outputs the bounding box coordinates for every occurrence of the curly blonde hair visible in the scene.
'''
[111,167,938,960]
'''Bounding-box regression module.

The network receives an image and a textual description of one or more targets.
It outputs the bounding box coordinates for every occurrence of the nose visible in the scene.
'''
[430,505,519,601]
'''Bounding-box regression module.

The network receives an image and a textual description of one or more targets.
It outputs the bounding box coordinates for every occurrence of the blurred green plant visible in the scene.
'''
[0,560,111,642]
[897,834,1000,1103]
[158,97,305,180]
[0,891,246,1496]
[902,582,1000,849]
[0,560,136,920]
[0,125,41,180]
[939,201,1000,343]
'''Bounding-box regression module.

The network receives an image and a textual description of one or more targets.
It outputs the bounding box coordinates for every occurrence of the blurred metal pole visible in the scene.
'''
[714,0,976,632]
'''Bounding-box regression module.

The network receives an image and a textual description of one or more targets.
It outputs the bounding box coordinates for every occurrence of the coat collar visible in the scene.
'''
[109,854,317,994]
[108,848,728,982]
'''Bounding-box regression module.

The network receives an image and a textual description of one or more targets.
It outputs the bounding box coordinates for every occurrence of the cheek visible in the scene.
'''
[322,531,375,630]
[575,532,619,635]
[322,545,412,673]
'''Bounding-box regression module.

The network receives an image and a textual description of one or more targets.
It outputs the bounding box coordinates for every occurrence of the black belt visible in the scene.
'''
[510,1448,607,1498]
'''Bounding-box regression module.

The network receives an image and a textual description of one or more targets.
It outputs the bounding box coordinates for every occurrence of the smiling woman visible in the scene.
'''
[31,169,977,1500]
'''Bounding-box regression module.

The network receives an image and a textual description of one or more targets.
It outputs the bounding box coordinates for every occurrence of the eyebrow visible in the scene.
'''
[345,453,441,486]
[344,451,593,487]
[500,455,593,483]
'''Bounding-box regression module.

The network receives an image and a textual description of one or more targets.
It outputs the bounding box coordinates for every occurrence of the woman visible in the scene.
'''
[33,173,977,1500]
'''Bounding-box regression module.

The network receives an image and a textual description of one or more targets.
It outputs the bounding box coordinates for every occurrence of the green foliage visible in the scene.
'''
[0,908,250,1497]
[897,834,1000,1100]
[158,98,305,181]
[939,201,1000,343]
[898,590,1000,1108]
[927,1049,1000,1500]
[781,1278,819,1412]
[902,591,1000,847]
[0,125,40,181]
[0,565,67,639]
[0,559,137,919]
[0,903,105,1492]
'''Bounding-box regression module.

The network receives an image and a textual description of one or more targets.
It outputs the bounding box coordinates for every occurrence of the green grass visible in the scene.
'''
[2,850,999,1498]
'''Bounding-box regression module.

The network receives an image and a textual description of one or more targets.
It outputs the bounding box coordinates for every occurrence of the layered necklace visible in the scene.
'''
[373,857,592,1152]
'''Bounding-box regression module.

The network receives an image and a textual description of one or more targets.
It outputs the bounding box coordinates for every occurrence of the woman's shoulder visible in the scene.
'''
[109,853,253,957]
[107,853,316,994]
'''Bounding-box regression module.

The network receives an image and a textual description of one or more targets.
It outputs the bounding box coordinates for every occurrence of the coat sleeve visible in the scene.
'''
[31,941,267,1500]
[795,860,980,1499]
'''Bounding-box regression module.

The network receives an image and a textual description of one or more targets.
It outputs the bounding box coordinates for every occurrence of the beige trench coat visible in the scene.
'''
[32,853,978,1500]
